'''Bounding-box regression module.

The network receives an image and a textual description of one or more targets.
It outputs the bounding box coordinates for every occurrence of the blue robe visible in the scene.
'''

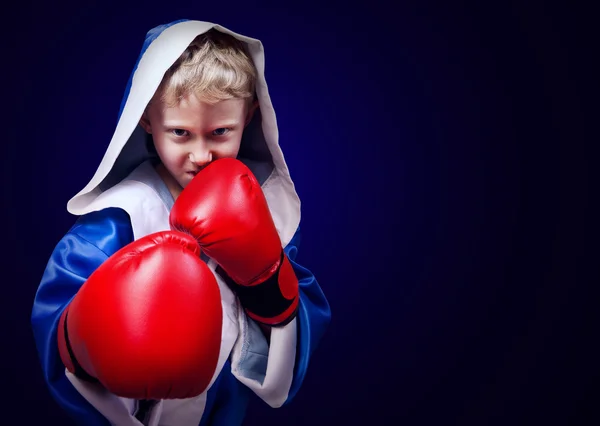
[31,207,331,425]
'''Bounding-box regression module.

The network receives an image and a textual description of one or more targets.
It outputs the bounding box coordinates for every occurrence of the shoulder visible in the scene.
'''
[36,208,135,291]
[93,178,167,212]
[285,226,302,249]
[68,207,134,257]
[79,176,171,239]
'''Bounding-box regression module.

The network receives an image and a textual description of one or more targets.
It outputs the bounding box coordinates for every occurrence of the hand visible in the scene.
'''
[57,231,223,400]
[169,158,299,326]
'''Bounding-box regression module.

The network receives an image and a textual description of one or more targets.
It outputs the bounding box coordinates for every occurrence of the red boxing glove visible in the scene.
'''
[169,158,299,326]
[57,231,223,400]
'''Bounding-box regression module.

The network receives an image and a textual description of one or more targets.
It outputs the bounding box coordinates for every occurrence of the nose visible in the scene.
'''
[188,141,212,166]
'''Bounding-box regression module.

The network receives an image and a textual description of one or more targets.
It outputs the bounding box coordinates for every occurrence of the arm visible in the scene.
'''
[168,159,331,408]
[30,208,134,426]
[282,229,332,404]
[229,227,332,407]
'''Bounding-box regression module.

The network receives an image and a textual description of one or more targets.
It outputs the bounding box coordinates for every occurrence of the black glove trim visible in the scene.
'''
[216,251,298,324]
[63,311,99,383]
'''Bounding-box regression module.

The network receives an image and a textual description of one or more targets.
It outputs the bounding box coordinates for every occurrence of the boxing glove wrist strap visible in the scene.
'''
[216,251,299,327]
[63,311,99,383]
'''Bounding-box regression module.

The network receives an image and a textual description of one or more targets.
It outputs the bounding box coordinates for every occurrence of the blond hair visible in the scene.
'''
[154,29,257,107]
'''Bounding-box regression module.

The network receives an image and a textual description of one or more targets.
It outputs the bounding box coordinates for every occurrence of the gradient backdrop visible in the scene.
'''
[3,1,595,425]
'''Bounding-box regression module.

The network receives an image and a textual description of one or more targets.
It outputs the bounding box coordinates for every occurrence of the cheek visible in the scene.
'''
[154,138,188,165]
[214,138,242,158]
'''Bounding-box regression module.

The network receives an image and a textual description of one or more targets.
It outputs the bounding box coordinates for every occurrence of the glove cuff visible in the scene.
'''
[216,251,299,327]
[59,308,99,383]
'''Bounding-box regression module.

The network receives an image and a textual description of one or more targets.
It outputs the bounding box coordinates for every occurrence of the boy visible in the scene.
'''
[31,19,331,426]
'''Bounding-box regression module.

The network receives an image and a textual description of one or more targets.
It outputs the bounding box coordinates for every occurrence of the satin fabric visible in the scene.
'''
[31,207,331,425]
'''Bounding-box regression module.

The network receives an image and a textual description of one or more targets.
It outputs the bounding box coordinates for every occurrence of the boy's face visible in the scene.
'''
[140,92,256,191]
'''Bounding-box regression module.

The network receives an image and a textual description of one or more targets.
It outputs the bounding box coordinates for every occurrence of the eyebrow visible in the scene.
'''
[163,122,241,129]
[212,122,241,129]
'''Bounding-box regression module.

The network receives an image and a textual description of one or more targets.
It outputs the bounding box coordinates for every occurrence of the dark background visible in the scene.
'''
[3,0,596,425]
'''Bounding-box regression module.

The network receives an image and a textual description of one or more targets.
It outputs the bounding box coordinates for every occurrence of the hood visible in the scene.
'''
[66,19,300,245]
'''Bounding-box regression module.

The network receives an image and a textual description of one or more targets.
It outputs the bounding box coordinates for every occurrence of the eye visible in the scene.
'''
[171,129,189,137]
[212,128,230,136]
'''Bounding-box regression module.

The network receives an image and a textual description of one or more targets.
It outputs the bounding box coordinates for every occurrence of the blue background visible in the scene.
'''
[3,0,595,425]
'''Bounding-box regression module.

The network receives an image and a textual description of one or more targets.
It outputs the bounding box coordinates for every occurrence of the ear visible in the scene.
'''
[244,100,259,127]
[139,110,152,134]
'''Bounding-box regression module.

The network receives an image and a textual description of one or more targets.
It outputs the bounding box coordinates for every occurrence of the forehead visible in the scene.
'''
[152,94,247,123]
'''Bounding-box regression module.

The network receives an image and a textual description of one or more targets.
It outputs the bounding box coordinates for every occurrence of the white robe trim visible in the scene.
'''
[65,165,297,425]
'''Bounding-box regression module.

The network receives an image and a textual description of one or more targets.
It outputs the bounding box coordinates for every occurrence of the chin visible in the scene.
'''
[180,173,195,186]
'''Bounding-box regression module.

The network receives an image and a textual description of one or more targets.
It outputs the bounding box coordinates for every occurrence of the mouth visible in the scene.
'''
[187,168,204,177]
